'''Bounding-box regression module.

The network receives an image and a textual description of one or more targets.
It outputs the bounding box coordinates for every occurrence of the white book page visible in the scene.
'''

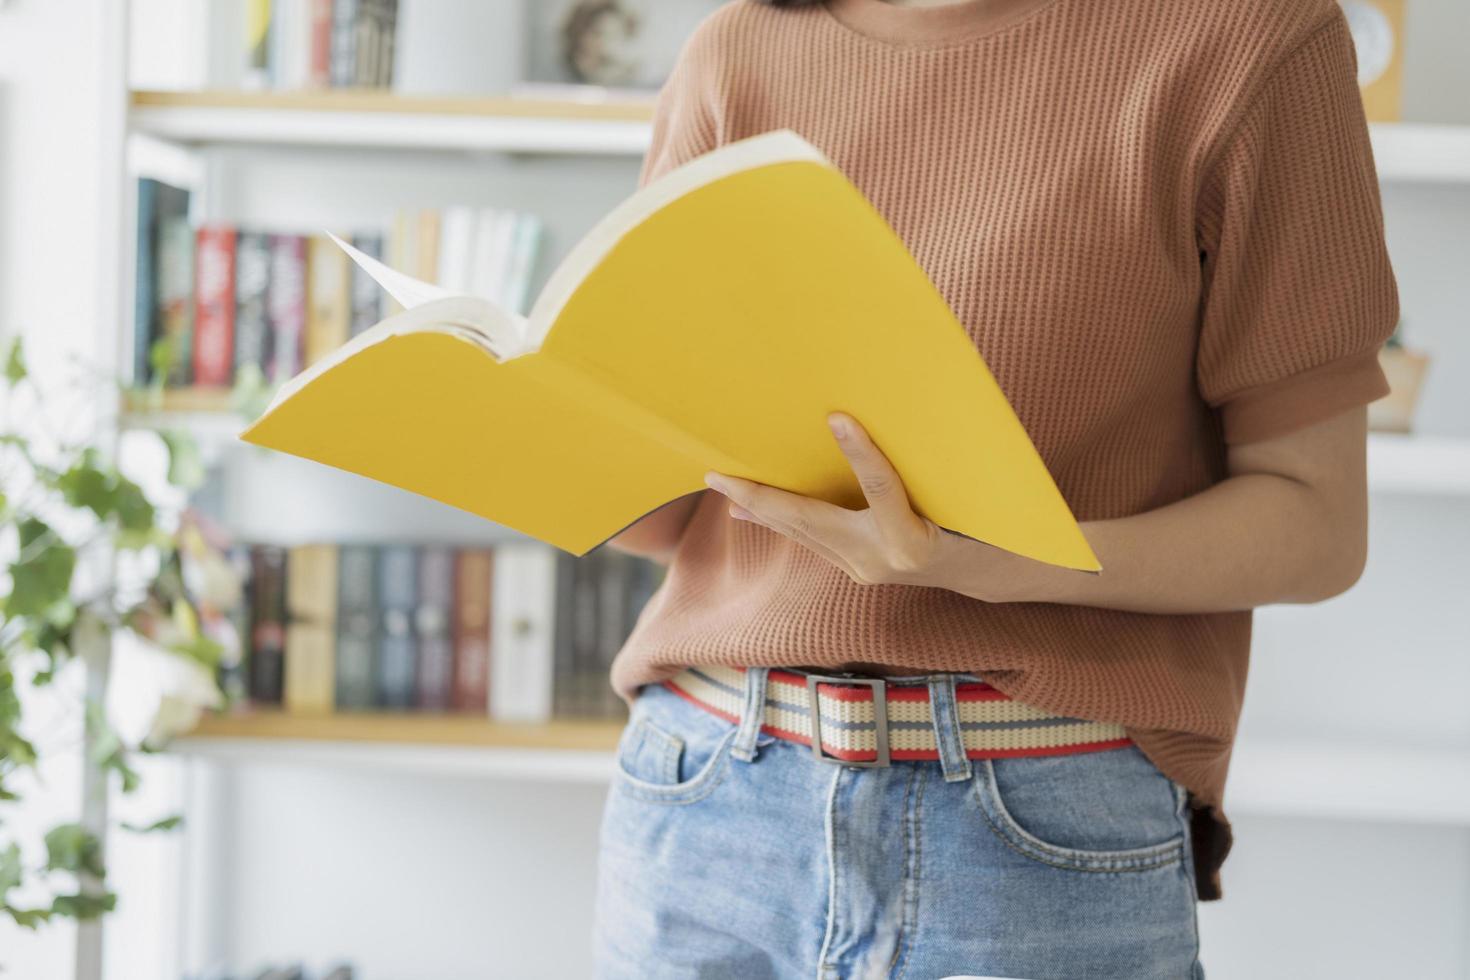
[327,232,531,356]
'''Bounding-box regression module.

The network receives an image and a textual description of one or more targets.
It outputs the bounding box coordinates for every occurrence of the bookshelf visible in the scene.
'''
[127,91,1470,182]
[182,710,624,750]
[129,89,656,156]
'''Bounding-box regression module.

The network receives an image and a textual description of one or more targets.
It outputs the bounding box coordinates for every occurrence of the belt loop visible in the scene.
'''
[730,667,770,763]
[927,674,972,783]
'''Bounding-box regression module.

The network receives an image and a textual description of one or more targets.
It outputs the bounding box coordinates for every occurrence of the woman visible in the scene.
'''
[595,0,1397,976]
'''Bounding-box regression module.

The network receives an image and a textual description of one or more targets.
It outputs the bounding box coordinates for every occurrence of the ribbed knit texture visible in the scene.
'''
[610,0,1399,902]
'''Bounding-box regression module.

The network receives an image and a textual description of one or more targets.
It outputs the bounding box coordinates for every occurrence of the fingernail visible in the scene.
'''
[828,414,848,439]
[729,504,754,521]
[704,472,727,492]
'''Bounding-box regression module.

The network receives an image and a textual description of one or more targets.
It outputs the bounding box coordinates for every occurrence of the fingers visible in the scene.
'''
[703,472,848,544]
[826,413,927,537]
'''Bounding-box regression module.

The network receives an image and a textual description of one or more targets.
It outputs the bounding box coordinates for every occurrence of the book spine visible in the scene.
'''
[379,0,398,88]
[244,0,273,90]
[220,545,253,705]
[490,543,557,723]
[558,553,597,718]
[191,226,237,386]
[414,546,455,711]
[308,0,334,88]
[329,0,358,88]
[451,549,492,713]
[596,551,633,718]
[435,207,475,294]
[133,178,158,386]
[233,231,272,381]
[505,213,544,316]
[267,233,307,383]
[352,0,376,87]
[489,209,520,309]
[375,545,419,709]
[156,214,195,386]
[248,545,288,705]
[305,234,350,365]
[334,545,378,709]
[347,232,383,337]
[416,210,441,284]
[284,543,338,714]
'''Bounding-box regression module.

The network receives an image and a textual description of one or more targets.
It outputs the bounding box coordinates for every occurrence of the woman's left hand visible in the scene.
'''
[702,412,984,591]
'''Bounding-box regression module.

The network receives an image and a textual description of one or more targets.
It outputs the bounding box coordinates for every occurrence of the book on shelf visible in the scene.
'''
[451,549,493,713]
[251,0,396,91]
[234,231,273,379]
[375,544,418,709]
[133,177,193,386]
[268,234,308,382]
[247,545,288,705]
[131,207,541,396]
[229,540,653,721]
[284,543,338,714]
[192,226,237,386]
[239,130,1099,571]
[306,232,351,366]
[334,544,378,710]
[415,547,456,710]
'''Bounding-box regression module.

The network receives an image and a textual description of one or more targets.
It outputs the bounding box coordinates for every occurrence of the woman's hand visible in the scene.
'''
[703,413,1025,597]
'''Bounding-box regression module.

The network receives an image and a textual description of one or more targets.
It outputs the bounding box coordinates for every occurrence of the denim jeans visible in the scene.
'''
[593,668,1205,980]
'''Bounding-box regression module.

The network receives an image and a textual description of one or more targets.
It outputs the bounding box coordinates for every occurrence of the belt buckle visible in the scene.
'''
[805,672,890,768]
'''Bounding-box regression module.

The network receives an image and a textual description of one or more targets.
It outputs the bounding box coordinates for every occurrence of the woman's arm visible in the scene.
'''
[702,410,1371,615]
[606,492,706,565]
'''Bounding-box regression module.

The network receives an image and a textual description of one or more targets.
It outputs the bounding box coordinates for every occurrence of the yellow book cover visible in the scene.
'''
[241,130,1100,571]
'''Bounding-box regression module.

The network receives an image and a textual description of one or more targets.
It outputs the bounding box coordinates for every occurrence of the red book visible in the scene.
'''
[192,226,237,386]
[309,0,334,88]
[451,549,493,713]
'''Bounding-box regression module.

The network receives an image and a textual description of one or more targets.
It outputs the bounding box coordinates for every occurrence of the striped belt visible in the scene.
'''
[664,665,1132,767]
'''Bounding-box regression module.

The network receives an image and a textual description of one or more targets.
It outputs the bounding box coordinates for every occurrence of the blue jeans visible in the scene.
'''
[593,669,1205,979]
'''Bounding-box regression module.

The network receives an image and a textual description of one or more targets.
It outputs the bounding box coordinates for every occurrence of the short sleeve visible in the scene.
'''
[1195,7,1399,445]
[637,17,725,189]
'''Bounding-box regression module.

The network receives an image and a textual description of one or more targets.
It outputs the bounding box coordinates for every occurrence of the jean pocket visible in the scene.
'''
[613,688,737,805]
[972,744,1186,873]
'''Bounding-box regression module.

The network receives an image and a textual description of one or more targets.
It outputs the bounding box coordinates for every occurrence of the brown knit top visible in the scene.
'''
[609,0,1399,901]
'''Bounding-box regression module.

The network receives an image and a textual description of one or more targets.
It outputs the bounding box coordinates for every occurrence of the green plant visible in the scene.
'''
[0,337,239,931]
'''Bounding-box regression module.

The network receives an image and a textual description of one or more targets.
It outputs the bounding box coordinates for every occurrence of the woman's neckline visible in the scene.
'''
[824,0,1061,46]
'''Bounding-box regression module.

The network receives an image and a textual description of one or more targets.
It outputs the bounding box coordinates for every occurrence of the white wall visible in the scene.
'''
[0,0,108,976]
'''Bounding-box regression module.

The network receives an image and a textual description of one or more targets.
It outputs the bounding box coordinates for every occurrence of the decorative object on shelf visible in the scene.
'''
[1370,323,1431,433]
[1341,0,1405,122]
[524,0,723,92]
[0,339,236,931]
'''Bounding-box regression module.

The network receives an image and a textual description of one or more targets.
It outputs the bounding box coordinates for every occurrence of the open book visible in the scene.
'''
[240,130,1100,571]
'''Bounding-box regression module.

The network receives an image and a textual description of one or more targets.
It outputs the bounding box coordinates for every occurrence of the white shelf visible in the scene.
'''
[1228,736,1470,826]
[129,90,653,156]
[1367,433,1470,496]
[170,731,1470,825]
[170,736,617,785]
[1369,123,1470,184]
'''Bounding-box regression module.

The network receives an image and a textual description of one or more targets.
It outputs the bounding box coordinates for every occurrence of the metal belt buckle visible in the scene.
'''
[805,672,890,768]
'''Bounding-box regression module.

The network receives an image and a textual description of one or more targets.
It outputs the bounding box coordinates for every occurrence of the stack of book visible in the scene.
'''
[245,0,399,91]
[226,542,661,722]
[132,177,544,391]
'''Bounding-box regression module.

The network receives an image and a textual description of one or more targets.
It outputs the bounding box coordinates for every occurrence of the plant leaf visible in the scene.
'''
[3,338,26,385]
[159,430,205,490]
[120,814,183,834]
[5,519,76,619]
[43,824,106,879]
[49,891,116,920]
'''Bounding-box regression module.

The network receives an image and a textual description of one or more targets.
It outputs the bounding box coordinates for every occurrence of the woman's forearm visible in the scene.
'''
[969,470,1368,614]
[950,410,1372,615]
[606,492,705,565]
